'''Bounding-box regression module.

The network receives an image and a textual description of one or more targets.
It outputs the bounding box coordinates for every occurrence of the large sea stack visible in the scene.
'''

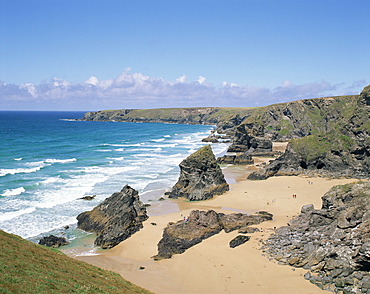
[168,145,229,201]
[77,185,148,249]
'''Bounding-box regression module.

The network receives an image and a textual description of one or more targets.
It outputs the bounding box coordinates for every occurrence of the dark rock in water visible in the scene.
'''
[153,209,272,260]
[229,235,250,248]
[77,185,148,249]
[262,181,370,293]
[80,195,96,200]
[217,152,254,165]
[168,145,229,201]
[39,235,69,247]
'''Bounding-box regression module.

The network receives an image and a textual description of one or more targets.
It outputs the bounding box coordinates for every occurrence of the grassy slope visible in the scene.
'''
[0,230,153,294]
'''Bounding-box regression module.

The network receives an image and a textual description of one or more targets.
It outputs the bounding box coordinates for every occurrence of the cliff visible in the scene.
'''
[81,85,370,179]
[77,185,148,249]
[248,86,370,179]
[262,181,370,293]
[81,107,255,134]
[168,145,229,201]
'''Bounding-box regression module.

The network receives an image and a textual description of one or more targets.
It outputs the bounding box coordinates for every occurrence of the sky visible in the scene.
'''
[0,0,369,111]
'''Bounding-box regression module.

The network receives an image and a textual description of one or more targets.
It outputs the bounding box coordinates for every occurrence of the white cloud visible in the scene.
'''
[0,68,367,111]
[197,76,206,84]
[20,83,37,97]
[85,76,99,85]
[176,75,187,83]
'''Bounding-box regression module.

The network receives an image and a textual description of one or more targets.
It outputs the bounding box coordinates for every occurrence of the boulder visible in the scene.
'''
[39,235,69,247]
[77,185,148,249]
[168,145,229,201]
[229,235,250,248]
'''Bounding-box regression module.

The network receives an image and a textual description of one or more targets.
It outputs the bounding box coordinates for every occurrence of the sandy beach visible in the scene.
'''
[66,162,358,294]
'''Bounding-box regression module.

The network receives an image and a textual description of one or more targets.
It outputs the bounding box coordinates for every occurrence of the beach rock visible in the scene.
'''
[229,235,250,248]
[262,181,370,293]
[168,145,229,201]
[77,185,148,249]
[217,152,254,165]
[153,209,272,260]
[39,235,69,247]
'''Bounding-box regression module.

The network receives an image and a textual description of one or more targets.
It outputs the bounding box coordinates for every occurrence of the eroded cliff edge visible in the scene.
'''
[81,85,370,179]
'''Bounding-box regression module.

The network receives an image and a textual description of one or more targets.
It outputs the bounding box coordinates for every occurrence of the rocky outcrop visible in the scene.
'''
[248,86,370,180]
[227,123,273,155]
[168,145,229,201]
[76,185,148,249]
[217,152,254,165]
[262,181,370,293]
[39,235,69,247]
[153,209,272,260]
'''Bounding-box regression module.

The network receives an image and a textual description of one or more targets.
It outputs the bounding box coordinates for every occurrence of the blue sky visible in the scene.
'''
[0,0,369,111]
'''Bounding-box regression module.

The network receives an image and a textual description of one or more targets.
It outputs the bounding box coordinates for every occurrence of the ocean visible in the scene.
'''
[0,111,227,245]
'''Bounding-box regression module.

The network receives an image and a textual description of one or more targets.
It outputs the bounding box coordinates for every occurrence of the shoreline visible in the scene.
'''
[63,162,358,293]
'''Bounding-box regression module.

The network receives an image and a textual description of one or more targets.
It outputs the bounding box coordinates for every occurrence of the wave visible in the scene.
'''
[106,157,125,161]
[0,207,36,222]
[151,138,165,142]
[1,187,26,197]
[0,166,45,177]
[44,158,77,164]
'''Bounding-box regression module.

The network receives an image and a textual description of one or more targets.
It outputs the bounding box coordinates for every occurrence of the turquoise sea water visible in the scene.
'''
[0,111,227,243]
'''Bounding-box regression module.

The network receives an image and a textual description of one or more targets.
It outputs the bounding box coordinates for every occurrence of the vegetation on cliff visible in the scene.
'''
[0,230,153,294]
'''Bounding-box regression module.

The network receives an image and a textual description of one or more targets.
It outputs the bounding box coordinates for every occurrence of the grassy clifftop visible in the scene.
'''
[81,107,256,128]
[0,230,153,294]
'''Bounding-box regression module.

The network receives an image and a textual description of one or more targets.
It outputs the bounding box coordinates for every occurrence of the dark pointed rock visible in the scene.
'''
[168,145,229,201]
[77,185,148,249]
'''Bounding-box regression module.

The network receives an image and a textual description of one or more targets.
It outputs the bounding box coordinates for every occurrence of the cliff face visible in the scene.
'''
[263,181,370,293]
[77,185,148,249]
[248,87,370,179]
[168,145,229,201]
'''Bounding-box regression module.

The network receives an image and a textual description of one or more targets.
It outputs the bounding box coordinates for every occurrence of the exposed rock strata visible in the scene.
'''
[76,185,148,249]
[153,209,272,260]
[168,145,229,201]
[262,181,370,293]
[248,86,370,179]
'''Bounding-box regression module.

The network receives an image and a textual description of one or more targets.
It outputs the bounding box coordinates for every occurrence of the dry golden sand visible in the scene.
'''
[70,170,358,294]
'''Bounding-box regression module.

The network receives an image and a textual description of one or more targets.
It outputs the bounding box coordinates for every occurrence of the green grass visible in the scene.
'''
[0,230,153,294]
